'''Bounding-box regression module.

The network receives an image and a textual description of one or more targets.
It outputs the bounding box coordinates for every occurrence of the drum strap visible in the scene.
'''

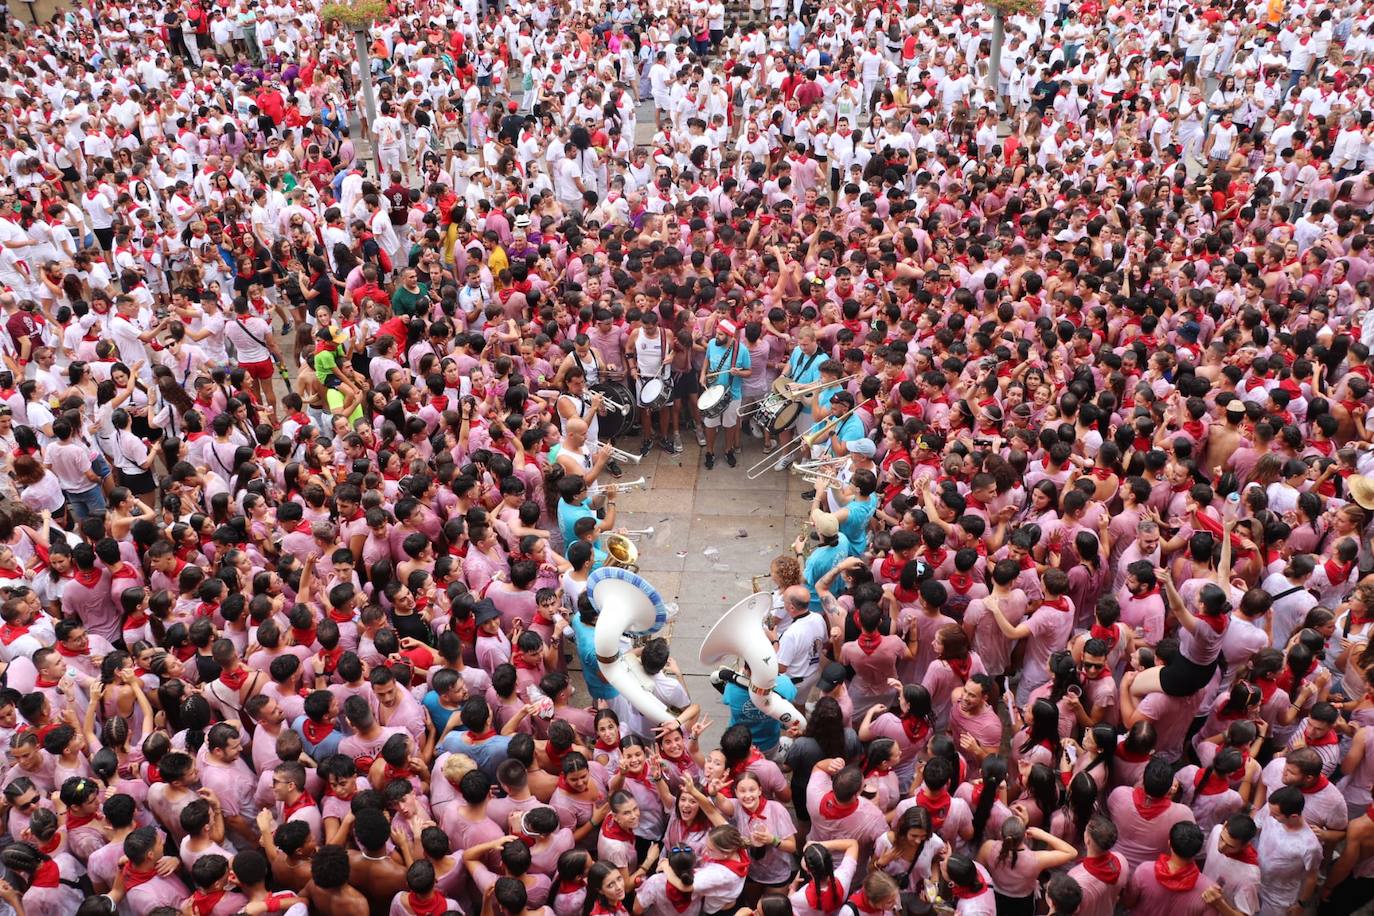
[709,340,737,383]
[791,350,820,380]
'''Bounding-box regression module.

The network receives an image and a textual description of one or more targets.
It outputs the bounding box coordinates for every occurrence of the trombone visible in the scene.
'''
[588,476,649,494]
[739,373,861,416]
[745,404,859,480]
[606,445,642,465]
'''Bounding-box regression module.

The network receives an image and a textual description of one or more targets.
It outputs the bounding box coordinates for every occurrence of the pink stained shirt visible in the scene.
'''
[1066,851,1129,916]
[1134,689,1207,762]
[1105,786,1196,870]
[1116,587,1167,644]
[922,655,988,731]
[839,635,907,707]
[636,872,703,916]
[1123,857,1219,916]
[804,769,889,851]
[963,590,1028,677]
[731,799,797,885]
[786,853,859,916]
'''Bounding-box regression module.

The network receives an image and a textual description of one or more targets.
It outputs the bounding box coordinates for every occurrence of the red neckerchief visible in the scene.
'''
[558,878,587,896]
[219,666,251,691]
[301,718,334,745]
[327,607,355,624]
[513,653,542,671]
[594,737,620,755]
[879,552,905,581]
[620,763,654,788]
[946,656,972,682]
[1133,785,1171,820]
[30,860,61,888]
[1276,659,1317,695]
[1326,558,1353,585]
[1041,595,1071,612]
[1304,725,1339,747]
[318,647,343,675]
[292,625,317,646]
[660,748,695,773]
[66,809,98,830]
[818,790,860,820]
[950,877,987,900]
[73,568,102,588]
[466,728,497,742]
[195,602,219,619]
[192,889,226,916]
[282,790,316,820]
[948,571,974,594]
[1199,612,1229,634]
[708,849,750,877]
[1091,466,1115,481]
[122,864,159,890]
[1131,586,1161,601]
[1255,674,1279,703]
[664,881,694,912]
[914,787,950,829]
[856,630,883,654]
[729,748,764,779]
[741,795,769,822]
[923,547,948,569]
[1194,768,1231,796]
[848,889,884,914]
[35,675,62,688]
[1081,852,1121,884]
[900,713,930,745]
[0,623,29,645]
[1225,843,1259,865]
[407,891,449,916]
[601,816,635,843]
[806,877,844,910]
[1153,854,1201,892]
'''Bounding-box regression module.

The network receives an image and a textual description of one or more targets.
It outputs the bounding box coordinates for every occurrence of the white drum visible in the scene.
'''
[697,384,732,419]
[638,378,673,410]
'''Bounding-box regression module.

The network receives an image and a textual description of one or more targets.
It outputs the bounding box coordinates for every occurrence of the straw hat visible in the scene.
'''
[1348,474,1374,511]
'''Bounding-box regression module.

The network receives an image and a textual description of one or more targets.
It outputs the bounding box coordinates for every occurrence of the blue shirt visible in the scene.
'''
[787,347,824,415]
[804,533,854,612]
[438,729,513,779]
[558,498,596,549]
[834,412,866,445]
[570,613,617,701]
[840,494,878,556]
[704,339,750,401]
[723,674,797,752]
[421,691,460,734]
[291,715,342,761]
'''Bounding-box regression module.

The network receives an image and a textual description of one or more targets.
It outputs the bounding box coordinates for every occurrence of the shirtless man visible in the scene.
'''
[1203,399,1248,479]
[346,807,409,913]
[257,810,316,892]
[300,844,369,916]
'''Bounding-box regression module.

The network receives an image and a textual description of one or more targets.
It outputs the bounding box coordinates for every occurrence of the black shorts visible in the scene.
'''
[1160,656,1219,696]
[93,227,114,251]
[60,167,80,185]
[673,371,699,401]
[116,468,155,493]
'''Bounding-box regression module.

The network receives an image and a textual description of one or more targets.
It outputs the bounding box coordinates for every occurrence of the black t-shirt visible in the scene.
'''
[1032,78,1060,113]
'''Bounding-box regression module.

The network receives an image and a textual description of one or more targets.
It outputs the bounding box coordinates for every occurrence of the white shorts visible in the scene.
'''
[702,399,740,429]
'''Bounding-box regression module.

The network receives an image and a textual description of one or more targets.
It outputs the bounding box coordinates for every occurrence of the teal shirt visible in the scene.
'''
[558,498,596,548]
[804,533,853,612]
[704,339,750,401]
[788,347,824,416]
[840,493,878,556]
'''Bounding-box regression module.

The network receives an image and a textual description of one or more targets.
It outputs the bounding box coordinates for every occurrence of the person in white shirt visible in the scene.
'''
[774,585,827,706]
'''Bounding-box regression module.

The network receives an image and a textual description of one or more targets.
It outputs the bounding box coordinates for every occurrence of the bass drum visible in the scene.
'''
[756,392,802,434]
[590,381,634,440]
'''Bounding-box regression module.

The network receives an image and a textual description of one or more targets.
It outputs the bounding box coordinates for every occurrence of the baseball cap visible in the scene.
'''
[849,438,877,458]
[818,662,848,692]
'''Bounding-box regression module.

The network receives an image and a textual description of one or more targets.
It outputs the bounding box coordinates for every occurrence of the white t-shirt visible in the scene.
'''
[777,610,828,682]
[224,314,273,363]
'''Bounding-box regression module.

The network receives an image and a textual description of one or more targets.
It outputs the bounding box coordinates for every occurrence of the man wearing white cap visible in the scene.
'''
[699,319,751,470]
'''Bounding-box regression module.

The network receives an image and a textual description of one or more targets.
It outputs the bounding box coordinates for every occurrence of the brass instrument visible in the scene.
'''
[588,476,648,494]
[740,373,861,416]
[606,445,642,465]
[605,533,639,572]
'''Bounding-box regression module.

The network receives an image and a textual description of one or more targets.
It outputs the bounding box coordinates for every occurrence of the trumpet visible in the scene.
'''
[606,445,642,465]
[588,476,649,495]
[797,470,847,489]
[745,403,860,480]
[621,526,656,539]
[587,393,631,414]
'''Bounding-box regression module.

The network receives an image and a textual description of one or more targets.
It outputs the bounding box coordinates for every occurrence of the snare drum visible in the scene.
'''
[638,378,673,410]
[756,391,803,434]
[697,384,732,419]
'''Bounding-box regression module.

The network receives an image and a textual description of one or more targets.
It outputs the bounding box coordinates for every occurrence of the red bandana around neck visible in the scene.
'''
[121,864,159,890]
[301,718,335,746]
[856,630,884,654]
[1193,768,1231,796]
[1132,785,1172,820]
[219,666,251,691]
[407,890,449,916]
[1301,775,1331,794]
[817,790,860,820]
[0,622,29,645]
[914,787,950,829]
[1304,725,1339,747]
[1225,843,1259,866]
[848,889,884,914]
[30,859,61,888]
[192,889,226,916]
[1081,852,1121,885]
[1153,854,1201,892]
[709,849,751,877]
[601,816,635,844]
[282,790,317,820]
[806,877,844,911]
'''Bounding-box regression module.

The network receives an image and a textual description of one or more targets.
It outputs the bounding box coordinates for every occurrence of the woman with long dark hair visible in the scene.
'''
[787,838,860,916]
[873,805,945,890]
[977,816,1077,916]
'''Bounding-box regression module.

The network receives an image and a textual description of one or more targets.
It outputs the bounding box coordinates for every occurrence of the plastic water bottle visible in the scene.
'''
[1224,491,1240,520]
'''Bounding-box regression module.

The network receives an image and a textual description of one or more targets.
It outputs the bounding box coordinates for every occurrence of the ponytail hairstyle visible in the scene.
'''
[1066,772,1099,848]
[1083,724,1117,776]
[801,843,843,912]
[945,854,985,895]
[996,816,1026,869]
[970,755,1007,846]
[1046,651,1083,706]
[1194,747,1245,798]
[1022,763,1061,830]
[666,847,695,891]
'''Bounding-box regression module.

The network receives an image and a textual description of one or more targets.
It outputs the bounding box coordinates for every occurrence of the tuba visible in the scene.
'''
[604,533,639,572]
[699,593,807,729]
[588,567,675,725]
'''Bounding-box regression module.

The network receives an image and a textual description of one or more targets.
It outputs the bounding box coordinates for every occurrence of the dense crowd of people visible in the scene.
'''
[1,0,1374,914]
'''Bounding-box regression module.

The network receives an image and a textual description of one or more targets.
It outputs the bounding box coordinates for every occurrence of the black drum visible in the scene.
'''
[590,381,634,440]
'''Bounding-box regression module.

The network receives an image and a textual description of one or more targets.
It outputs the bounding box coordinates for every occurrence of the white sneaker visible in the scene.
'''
[696,430,707,447]
[774,455,793,472]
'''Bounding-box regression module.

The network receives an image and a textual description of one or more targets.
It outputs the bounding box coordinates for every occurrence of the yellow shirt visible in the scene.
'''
[488,244,509,278]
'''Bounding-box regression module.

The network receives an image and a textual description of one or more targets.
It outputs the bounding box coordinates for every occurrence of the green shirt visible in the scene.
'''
[391,282,429,317]
[313,347,339,380]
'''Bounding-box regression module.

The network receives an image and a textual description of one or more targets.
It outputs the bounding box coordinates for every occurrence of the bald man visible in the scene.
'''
[775,584,828,707]
[553,417,612,483]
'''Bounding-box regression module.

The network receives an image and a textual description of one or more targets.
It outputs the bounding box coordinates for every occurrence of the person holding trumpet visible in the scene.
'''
[700,319,751,469]
[556,366,624,478]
